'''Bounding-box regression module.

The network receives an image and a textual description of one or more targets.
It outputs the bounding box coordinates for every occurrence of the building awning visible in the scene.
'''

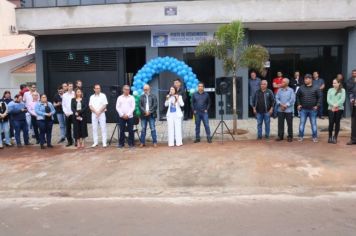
[0,49,35,64]
[0,49,28,58]
[12,62,36,74]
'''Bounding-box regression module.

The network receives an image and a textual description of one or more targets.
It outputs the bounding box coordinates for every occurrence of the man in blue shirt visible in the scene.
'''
[192,82,212,143]
[275,78,295,142]
[7,94,31,147]
[248,71,261,116]
[313,71,325,119]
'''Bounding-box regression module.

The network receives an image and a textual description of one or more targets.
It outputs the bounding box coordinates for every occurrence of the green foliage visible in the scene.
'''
[196,20,269,76]
[240,45,270,74]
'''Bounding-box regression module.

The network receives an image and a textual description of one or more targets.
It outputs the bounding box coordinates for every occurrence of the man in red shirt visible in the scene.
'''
[273,71,284,94]
[272,71,284,118]
[19,84,29,97]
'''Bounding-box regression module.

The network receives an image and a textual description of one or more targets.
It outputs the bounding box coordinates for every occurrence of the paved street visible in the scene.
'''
[1,195,356,236]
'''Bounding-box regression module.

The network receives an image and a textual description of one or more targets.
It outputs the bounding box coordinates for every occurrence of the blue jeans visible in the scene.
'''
[256,112,271,138]
[0,121,10,145]
[195,111,211,140]
[299,109,318,138]
[118,117,134,147]
[37,120,53,146]
[140,115,157,145]
[57,113,66,139]
[13,120,29,145]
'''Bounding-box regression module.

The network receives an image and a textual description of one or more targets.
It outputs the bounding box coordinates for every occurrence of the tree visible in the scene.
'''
[195,21,269,134]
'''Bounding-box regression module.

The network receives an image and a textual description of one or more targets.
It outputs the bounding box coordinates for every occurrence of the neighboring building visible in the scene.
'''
[15,0,356,120]
[0,0,35,96]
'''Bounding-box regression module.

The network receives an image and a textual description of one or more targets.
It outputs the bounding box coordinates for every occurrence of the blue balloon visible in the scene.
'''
[132,56,198,93]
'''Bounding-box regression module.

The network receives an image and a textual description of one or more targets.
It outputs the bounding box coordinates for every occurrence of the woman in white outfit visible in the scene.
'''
[165,87,184,147]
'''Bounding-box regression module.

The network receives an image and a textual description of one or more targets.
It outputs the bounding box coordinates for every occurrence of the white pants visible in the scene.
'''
[25,112,32,135]
[167,116,182,146]
[92,113,107,146]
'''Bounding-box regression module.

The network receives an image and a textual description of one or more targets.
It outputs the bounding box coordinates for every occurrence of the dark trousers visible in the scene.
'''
[118,117,134,147]
[31,115,40,141]
[352,106,356,142]
[328,110,343,138]
[318,94,324,117]
[37,120,53,146]
[13,120,29,145]
[65,115,74,144]
[195,111,211,140]
[9,119,14,138]
[277,112,293,139]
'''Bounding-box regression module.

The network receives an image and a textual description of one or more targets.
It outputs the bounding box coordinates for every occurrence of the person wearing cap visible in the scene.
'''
[296,74,322,143]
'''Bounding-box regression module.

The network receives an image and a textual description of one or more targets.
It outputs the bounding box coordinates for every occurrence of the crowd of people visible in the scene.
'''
[0,69,355,150]
[0,78,212,149]
[249,69,356,145]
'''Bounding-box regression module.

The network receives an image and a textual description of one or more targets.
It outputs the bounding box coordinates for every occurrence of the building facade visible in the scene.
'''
[15,0,356,120]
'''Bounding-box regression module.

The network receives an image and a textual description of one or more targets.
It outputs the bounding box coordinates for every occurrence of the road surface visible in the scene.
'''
[1,194,356,236]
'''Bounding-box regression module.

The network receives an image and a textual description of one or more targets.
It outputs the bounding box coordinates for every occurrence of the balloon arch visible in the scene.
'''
[131,56,200,116]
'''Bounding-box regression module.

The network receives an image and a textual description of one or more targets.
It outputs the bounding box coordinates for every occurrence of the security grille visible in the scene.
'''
[48,50,117,72]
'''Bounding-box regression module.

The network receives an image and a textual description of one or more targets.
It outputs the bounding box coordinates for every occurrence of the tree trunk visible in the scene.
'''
[232,75,237,135]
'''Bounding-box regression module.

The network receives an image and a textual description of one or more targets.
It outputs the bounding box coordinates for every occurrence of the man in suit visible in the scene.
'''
[139,84,158,148]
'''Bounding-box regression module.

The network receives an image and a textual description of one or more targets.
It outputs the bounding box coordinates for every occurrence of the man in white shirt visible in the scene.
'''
[62,82,75,146]
[116,85,135,148]
[23,83,39,137]
[89,84,108,148]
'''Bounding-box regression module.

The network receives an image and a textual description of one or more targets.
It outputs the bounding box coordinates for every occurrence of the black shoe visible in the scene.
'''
[346,141,356,145]
[194,139,201,143]
[332,137,337,144]
[207,137,212,143]
[47,145,54,148]
[275,137,283,141]
[58,138,65,144]
[287,137,293,142]
[40,145,46,149]
[66,143,73,147]
[36,140,40,144]
[319,116,325,120]
[328,137,332,143]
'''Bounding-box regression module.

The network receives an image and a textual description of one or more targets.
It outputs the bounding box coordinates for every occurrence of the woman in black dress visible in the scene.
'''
[71,88,88,148]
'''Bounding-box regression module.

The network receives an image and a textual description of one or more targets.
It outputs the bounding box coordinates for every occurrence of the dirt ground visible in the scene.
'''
[0,136,355,199]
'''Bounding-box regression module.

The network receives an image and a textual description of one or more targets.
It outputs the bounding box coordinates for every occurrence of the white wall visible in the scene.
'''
[16,0,356,35]
[0,55,36,96]
[0,0,33,49]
